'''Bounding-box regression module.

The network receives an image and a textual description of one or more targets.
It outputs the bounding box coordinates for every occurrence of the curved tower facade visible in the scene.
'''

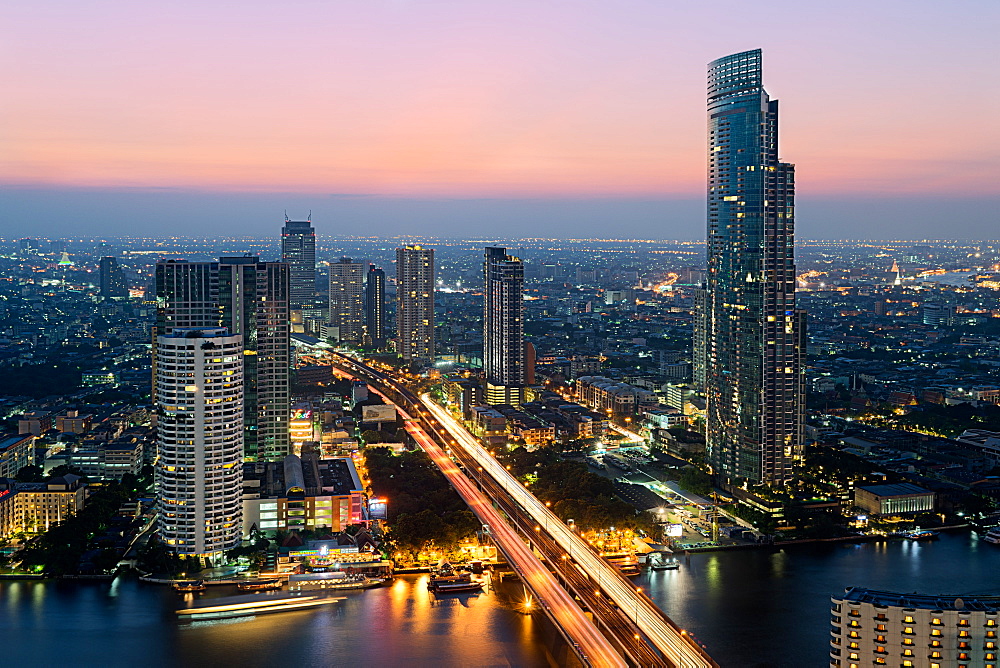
[156,327,244,559]
[704,49,805,485]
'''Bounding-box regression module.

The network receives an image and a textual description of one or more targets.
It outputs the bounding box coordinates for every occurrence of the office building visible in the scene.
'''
[155,327,244,559]
[483,247,526,406]
[365,265,386,348]
[702,49,805,485]
[396,245,435,364]
[155,258,290,460]
[280,217,316,309]
[922,303,955,327]
[328,258,365,344]
[830,587,1000,667]
[99,256,128,298]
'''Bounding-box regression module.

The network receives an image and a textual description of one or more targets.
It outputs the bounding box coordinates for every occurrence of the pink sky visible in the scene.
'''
[2,0,998,198]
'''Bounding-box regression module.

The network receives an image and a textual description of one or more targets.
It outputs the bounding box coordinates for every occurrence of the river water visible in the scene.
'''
[2,531,998,667]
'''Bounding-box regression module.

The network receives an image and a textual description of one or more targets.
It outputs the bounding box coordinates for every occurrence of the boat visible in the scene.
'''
[651,561,680,571]
[288,572,387,592]
[177,593,343,621]
[173,580,206,593]
[982,527,1000,545]
[428,573,483,594]
[904,530,939,541]
[237,578,283,592]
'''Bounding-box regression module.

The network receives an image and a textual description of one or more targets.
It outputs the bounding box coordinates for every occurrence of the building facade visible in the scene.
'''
[328,258,365,344]
[830,587,1000,667]
[396,245,435,364]
[99,256,128,298]
[218,257,290,460]
[280,218,316,309]
[155,328,244,558]
[0,435,34,478]
[854,483,935,516]
[242,451,365,536]
[365,265,386,348]
[0,475,87,535]
[155,258,290,460]
[702,49,806,486]
[483,247,526,406]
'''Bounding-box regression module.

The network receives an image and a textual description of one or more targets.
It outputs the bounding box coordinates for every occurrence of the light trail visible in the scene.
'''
[331,361,626,668]
[421,395,717,668]
[401,421,627,668]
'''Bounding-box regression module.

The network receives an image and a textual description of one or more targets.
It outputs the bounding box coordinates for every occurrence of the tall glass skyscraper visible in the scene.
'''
[703,49,805,485]
[483,246,525,406]
[281,217,316,309]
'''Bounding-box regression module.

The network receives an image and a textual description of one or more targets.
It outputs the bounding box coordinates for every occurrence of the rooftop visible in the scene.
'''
[856,482,933,497]
[838,587,1000,612]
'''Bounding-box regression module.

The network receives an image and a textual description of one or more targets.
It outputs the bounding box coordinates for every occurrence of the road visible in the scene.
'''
[322,350,715,667]
[420,395,717,668]
[333,363,626,668]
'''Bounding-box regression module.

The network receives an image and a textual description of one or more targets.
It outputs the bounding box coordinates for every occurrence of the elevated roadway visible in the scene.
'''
[331,362,626,668]
[324,352,715,667]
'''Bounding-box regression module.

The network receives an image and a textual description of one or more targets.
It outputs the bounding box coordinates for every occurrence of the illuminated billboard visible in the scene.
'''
[369,498,388,520]
[665,523,684,537]
[361,405,396,423]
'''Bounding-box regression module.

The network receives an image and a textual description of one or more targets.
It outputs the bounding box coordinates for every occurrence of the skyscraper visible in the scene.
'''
[98,256,128,298]
[156,327,244,559]
[483,246,525,406]
[155,258,290,460]
[218,257,290,460]
[281,217,316,309]
[328,258,365,344]
[396,245,435,364]
[703,49,805,486]
[365,265,386,349]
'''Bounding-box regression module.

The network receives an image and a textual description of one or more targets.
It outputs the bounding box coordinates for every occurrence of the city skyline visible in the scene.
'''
[2,1,998,239]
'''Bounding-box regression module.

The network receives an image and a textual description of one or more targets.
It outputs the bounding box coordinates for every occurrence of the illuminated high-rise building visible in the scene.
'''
[218,257,290,460]
[281,217,316,309]
[483,246,525,406]
[328,258,365,344]
[156,327,243,559]
[703,49,805,485]
[365,265,386,349]
[155,257,290,460]
[99,256,128,298]
[396,245,435,364]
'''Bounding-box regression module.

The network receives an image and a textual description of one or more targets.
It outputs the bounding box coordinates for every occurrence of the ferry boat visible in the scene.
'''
[904,530,939,541]
[177,593,343,621]
[288,572,386,592]
[428,573,483,594]
[237,578,283,592]
[651,560,680,571]
[982,527,1000,545]
[173,580,207,593]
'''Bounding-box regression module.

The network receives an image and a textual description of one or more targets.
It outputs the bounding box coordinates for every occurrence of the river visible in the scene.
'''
[2,531,998,667]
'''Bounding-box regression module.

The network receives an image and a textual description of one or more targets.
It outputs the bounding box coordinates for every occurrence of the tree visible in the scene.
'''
[15,465,44,483]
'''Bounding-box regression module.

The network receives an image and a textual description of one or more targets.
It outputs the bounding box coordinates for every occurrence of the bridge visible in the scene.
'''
[325,351,717,668]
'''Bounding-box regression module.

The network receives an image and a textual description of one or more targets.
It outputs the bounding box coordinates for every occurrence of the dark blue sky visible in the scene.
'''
[1,188,996,241]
